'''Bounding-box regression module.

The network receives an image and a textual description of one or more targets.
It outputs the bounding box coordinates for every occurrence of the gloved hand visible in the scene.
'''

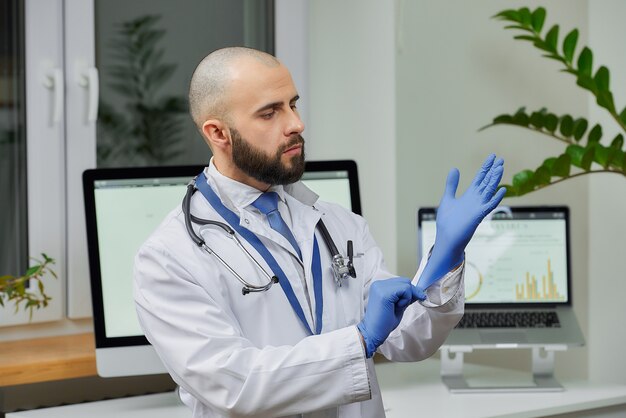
[415,154,506,300]
[357,277,419,358]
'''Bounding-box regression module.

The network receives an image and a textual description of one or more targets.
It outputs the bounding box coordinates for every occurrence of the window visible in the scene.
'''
[1,0,279,326]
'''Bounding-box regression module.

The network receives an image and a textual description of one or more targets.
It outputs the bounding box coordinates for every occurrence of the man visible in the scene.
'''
[134,47,505,417]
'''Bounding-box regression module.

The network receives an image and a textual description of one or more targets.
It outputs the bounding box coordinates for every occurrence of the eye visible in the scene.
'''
[261,110,275,120]
[290,103,298,110]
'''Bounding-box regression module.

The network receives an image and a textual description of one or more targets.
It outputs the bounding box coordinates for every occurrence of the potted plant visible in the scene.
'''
[0,254,56,319]
[480,6,626,196]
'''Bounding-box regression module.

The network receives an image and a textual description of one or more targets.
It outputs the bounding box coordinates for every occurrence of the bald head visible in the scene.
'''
[188,47,281,129]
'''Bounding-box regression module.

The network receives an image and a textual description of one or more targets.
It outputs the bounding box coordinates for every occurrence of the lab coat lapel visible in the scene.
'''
[237,205,319,334]
[237,208,303,263]
[286,195,324,332]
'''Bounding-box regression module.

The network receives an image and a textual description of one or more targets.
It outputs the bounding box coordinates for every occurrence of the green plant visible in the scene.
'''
[0,254,56,319]
[480,6,626,197]
[98,15,187,167]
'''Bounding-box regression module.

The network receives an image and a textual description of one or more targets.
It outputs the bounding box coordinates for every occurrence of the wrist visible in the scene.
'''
[429,243,464,275]
[356,322,376,358]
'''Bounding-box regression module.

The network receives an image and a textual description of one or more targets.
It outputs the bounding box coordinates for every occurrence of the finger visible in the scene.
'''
[412,285,427,302]
[471,154,496,187]
[478,158,504,193]
[479,168,494,194]
[485,186,507,212]
[481,164,503,197]
[383,277,412,302]
[486,164,504,193]
[443,168,460,200]
[394,283,415,308]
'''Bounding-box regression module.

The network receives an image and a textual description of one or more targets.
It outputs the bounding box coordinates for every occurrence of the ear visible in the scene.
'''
[201,119,230,151]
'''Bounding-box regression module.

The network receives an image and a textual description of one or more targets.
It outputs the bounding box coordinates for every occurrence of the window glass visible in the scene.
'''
[95,0,274,168]
[0,0,28,276]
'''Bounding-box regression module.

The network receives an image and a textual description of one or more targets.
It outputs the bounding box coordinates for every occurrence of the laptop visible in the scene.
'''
[417,206,585,348]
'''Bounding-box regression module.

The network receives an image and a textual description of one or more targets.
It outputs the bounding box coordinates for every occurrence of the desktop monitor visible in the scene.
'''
[83,160,361,377]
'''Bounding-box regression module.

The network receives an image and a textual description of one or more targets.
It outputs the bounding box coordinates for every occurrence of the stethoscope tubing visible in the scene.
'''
[184,181,278,294]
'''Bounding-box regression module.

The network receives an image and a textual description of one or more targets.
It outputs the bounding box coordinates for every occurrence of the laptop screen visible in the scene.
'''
[418,206,571,307]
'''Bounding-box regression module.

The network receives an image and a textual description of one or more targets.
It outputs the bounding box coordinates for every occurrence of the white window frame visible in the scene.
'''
[2,0,308,327]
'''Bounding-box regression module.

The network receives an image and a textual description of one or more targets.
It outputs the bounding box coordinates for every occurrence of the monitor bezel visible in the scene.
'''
[417,205,572,309]
[83,165,205,349]
[303,160,362,215]
[83,160,362,350]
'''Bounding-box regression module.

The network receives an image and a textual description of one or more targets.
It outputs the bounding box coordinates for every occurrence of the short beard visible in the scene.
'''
[230,127,306,186]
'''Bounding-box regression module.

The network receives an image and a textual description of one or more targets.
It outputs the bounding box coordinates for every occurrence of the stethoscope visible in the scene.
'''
[183,177,357,295]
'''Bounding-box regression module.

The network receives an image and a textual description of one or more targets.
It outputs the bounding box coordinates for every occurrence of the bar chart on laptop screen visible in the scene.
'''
[420,218,569,304]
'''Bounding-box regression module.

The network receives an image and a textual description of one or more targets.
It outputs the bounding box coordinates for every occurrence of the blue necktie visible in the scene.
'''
[252,192,302,259]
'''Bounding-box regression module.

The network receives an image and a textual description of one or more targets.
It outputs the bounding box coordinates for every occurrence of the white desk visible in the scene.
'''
[8,359,626,417]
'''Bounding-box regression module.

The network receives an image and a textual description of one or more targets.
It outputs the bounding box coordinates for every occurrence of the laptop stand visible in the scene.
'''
[440,345,568,393]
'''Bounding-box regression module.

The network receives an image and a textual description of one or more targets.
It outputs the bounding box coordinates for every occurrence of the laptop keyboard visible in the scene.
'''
[456,311,561,328]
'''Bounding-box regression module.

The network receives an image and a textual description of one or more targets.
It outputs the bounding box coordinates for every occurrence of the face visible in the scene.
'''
[231,127,305,185]
[220,59,306,188]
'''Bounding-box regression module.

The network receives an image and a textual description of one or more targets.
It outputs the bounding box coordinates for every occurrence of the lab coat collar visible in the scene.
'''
[204,158,320,213]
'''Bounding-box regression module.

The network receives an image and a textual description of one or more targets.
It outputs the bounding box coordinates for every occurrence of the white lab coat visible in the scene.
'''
[134,161,464,418]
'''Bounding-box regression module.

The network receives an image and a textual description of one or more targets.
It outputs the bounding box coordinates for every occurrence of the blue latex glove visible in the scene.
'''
[415,154,507,300]
[357,277,419,358]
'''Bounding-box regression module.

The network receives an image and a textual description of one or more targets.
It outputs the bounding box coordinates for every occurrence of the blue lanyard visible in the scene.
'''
[195,173,324,335]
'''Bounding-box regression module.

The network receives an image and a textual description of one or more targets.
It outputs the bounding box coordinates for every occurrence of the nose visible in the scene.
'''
[285,107,305,137]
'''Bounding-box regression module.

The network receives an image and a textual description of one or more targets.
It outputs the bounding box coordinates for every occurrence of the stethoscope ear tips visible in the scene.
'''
[272,276,279,283]
[242,288,250,296]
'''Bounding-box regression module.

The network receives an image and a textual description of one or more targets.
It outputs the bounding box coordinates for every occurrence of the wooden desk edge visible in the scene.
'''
[0,332,97,386]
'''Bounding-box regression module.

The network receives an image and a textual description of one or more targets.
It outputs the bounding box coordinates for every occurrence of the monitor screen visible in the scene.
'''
[418,207,571,306]
[84,161,361,377]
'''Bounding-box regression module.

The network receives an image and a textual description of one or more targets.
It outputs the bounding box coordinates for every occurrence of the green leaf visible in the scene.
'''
[588,124,603,143]
[559,115,574,137]
[581,146,595,171]
[572,118,588,141]
[611,134,624,150]
[562,29,579,64]
[593,143,616,168]
[531,7,546,33]
[619,106,626,127]
[494,10,522,22]
[529,111,546,129]
[594,66,610,91]
[519,7,533,26]
[566,144,585,168]
[506,25,534,32]
[512,107,529,126]
[541,157,557,171]
[25,265,40,277]
[577,47,593,77]
[501,184,518,197]
[513,169,536,194]
[533,39,554,53]
[596,90,615,113]
[576,75,597,93]
[542,54,567,64]
[493,114,513,124]
[544,113,558,132]
[552,154,571,177]
[514,35,537,41]
[533,166,551,185]
[545,25,560,53]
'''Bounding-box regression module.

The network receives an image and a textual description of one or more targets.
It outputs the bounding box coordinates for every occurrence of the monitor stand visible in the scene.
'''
[440,345,568,393]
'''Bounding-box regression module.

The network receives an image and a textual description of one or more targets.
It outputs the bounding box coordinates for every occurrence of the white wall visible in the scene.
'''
[588,0,626,384]
[308,0,398,271]
[395,0,589,379]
